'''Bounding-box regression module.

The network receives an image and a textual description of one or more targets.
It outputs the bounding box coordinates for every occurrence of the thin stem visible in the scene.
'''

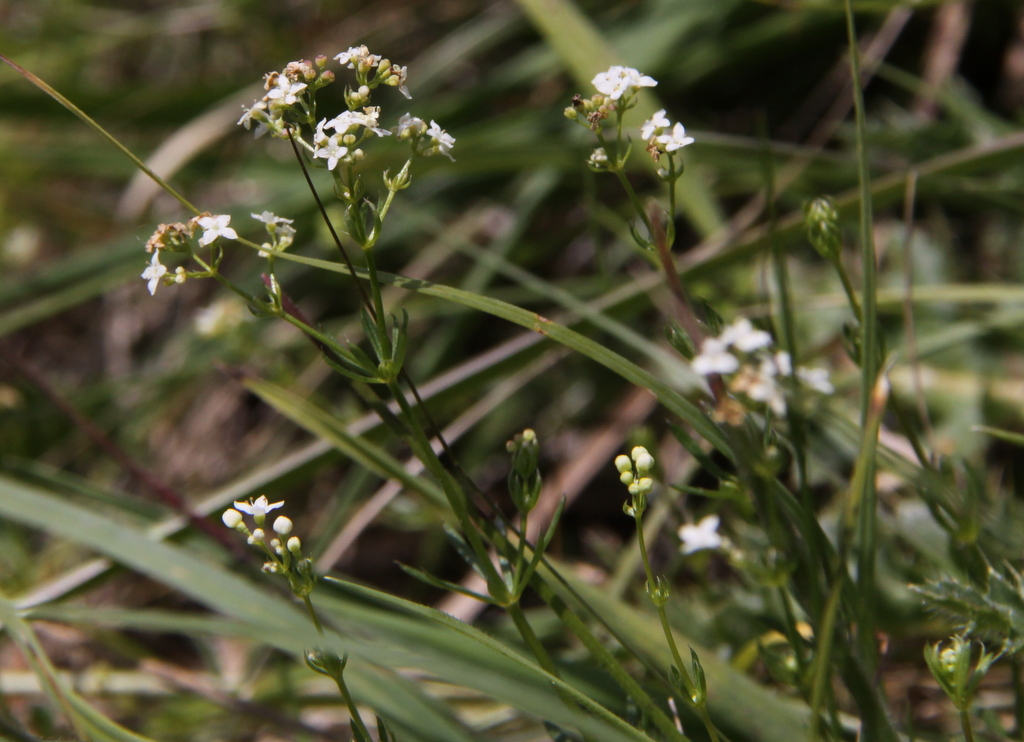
[302,595,325,636]
[843,0,881,678]
[363,248,390,351]
[506,602,560,678]
[834,258,863,323]
[333,668,374,742]
[614,169,654,238]
[959,708,976,742]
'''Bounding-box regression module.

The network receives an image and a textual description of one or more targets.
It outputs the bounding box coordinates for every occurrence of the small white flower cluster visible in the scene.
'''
[251,211,295,257]
[591,66,657,101]
[639,108,694,162]
[222,495,303,565]
[141,214,238,296]
[238,57,334,139]
[566,65,658,133]
[334,45,410,99]
[691,319,834,419]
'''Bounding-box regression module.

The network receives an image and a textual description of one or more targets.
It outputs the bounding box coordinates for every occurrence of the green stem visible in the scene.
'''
[614,168,654,240]
[506,602,560,678]
[834,258,864,323]
[1014,658,1024,739]
[808,578,843,742]
[363,249,391,352]
[843,0,880,677]
[303,595,325,636]
[333,667,375,742]
[959,708,976,742]
[532,578,689,742]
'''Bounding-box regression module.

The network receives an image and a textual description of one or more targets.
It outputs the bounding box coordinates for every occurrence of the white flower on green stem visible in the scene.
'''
[141,252,167,295]
[679,515,723,554]
[196,215,238,247]
[237,101,270,138]
[426,120,456,161]
[692,338,739,376]
[720,318,772,353]
[591,65,657,101]
[314,134,349,170]
[234,495,284,518]
[266,77,307,107]
[640,109,671,140]
[656,122,694,152]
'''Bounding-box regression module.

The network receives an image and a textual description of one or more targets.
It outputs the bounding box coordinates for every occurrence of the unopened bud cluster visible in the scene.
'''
[617,446,655,517]
[804,197,842,262]
[506,428,541,516]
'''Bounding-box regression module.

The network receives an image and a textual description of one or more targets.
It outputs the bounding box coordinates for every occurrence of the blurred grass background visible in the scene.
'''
[4,0,1024,739]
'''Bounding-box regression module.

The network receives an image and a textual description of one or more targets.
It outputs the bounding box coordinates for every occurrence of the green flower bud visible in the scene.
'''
[804,197,842,261]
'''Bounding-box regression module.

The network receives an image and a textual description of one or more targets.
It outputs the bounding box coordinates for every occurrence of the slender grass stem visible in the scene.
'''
[959,708,976,742]
[302,595,325,636]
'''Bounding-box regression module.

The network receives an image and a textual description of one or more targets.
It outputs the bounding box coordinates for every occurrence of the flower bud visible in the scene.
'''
[564,107,579,121]
[620,471,635,486]
[634,452,655,474]
[631,446,649,462]
[315,55,328,68]
[287,536,302,554]
[222,508,243,528]
[273,516,293,535]
[614,454,632,474]
[804,197,842,262]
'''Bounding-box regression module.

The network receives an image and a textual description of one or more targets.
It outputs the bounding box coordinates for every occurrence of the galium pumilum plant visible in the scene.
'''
[8,5,1016,738]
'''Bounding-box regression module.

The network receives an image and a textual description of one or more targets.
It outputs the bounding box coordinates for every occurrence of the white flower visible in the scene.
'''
[237,102,269,137]
[691,338,739,376]
[196,215,238,247]
[234,495,284,518]
[141,252,167,295]
[587,147,608,168]
[251,211,292,226]
[390,64,411,99]
[720,319,772,353]
[335,45,380,69]
[641,109,671,140]
[394,113,426,138]
[266,77,307,107]
[740,358,786,414]
[798,366,834,394]
[774,351,792,376]
[426,120,456,161]
[327,107,391,137]
[656,122,695,152]
[679,515,722,554]
[221,508,243,528]
[273,516,293,535]
[591,65,657,100]
[314,134,348,170]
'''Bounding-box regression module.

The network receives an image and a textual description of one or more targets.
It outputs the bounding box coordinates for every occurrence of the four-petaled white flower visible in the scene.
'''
[141,251,167,295]
[426,120,456,161]
[326,107,391,137]
[679,515,723,555]
[641,109,671,140]
[234,495,284,518]
[314,134,348,170]
[196,215,238,247]
[720,318,772,352]
[394,113,426,138]
[251,211,293,227]
[591,65,657,101]
[656,122,695,152]
[266,77,307,107]
[692,338,739,376]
